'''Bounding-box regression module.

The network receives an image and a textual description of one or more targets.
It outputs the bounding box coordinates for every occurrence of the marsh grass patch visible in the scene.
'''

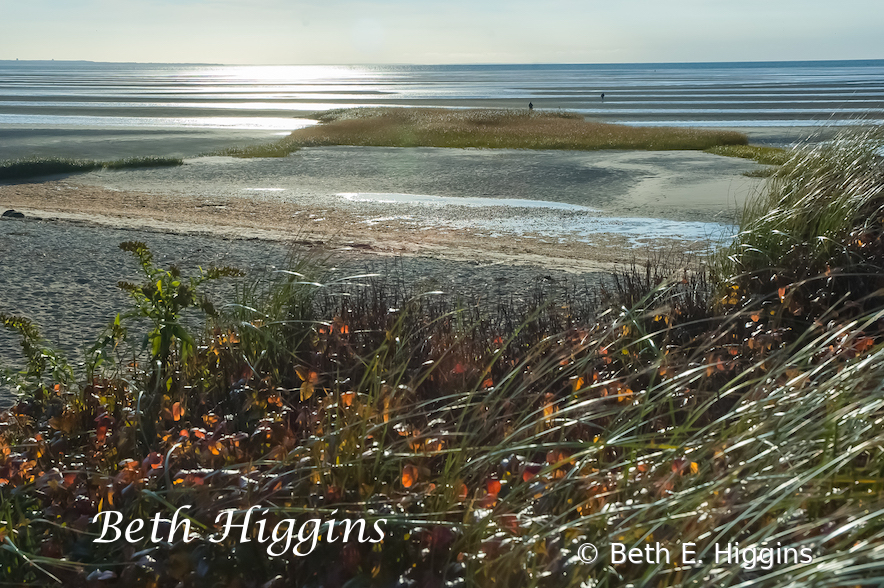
[0,156,183,181]
[704,144,793,166]
[216,107,749,157]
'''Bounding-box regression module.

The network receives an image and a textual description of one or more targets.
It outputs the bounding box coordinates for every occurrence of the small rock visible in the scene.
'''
[2,209,25,219]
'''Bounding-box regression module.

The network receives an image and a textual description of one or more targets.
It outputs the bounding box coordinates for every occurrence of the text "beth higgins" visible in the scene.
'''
[611,541,814,570]
[93,506,387,557]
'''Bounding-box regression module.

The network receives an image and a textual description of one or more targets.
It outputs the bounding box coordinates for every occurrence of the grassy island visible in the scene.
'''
[2,128,884,586]
[217,107,750,157]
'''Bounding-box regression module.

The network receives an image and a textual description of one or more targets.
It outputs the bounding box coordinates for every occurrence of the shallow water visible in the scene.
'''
[0,127,290,160]
[3,62,883,128]
[2,60,883,159]
[70,146,759,229]
[337,192,730,245]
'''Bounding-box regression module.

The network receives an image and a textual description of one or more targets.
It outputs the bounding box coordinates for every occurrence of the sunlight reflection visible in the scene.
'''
[190,65,375,85]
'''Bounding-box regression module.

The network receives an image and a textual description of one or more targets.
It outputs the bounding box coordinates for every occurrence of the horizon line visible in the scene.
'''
[2,58,884,68]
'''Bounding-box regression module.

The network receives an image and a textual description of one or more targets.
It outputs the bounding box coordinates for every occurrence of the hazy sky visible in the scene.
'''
[2,0,882,64]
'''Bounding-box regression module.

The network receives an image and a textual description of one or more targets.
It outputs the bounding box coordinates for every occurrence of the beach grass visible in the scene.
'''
[3,128,884,586]
[715,126,884,287]
[0,156,183,181]
[218,107,749,157]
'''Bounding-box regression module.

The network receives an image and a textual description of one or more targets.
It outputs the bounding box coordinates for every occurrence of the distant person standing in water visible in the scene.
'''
[600,93,605,100]
[528,102,533,111]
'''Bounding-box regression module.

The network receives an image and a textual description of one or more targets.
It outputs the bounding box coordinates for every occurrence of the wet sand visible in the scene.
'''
[0,179,674,273]
[0,148,763,272]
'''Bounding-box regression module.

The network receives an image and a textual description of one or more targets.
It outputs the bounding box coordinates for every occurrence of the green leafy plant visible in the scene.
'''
[115,241,243,372]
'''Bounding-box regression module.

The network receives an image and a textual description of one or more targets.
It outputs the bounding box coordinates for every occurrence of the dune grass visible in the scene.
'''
[716,126,884,288]
[217,107,749,157]
[3,128,884,586]
[0,156,183,181]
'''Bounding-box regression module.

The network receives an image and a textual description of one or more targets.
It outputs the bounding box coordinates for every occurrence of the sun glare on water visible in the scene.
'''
[189,65,376,87]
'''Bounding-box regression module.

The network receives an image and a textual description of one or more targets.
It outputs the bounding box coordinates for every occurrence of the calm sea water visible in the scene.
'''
[1,60,883,159]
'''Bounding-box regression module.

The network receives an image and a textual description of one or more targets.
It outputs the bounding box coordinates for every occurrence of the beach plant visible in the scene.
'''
[704,144,794,178]
[114,241,243,371]
[714,126,884,326]
[222,254,324,385]
[297,107,749,151]
[725,128,884,272]
[100,241,243,445]
[1,257,884,586]
[211,141,301,158]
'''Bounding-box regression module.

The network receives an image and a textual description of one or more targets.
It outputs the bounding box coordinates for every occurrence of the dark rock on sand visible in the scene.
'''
[2,209,25,219]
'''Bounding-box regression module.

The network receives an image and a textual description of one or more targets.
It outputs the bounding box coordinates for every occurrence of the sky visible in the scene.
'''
[1,0,882,65]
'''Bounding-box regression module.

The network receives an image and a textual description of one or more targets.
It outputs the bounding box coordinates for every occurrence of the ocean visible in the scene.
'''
[2,60,884,160]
